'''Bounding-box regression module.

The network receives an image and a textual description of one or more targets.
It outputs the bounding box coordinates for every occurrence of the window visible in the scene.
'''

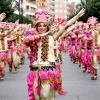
[38,3,42,7]
[26,5,29,10]
[42,3,45,7]
[31,7,35,12]
[55,15,58,18]
[64,10,67,13]
[50,8,55,11]
[59,5,62,8]
[55,9,58,12]
[52,4,55,6]
[55,4,58,7]
[59,10,62,13]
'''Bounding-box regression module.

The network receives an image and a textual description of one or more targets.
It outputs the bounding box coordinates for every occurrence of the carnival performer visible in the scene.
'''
[10,24,27,73]
[0,20,17,80]
[86,16,99,80]
[66,31,73,61]
[25,26,35,59]
[74,21,83,66]
[15,26,26,66]
[68,28,77,63]
[80,23,90,73]
[7,22,18,72]
[24,9,85,100]
[95,23,100,62]
[58,39,63,64]
[51,18,67,64]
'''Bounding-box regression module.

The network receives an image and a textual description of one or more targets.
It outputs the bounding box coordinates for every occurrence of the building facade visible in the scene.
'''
[14,0,75,20]
[49,0,68,18]
[14,0,37,20]
[36,0,49,11]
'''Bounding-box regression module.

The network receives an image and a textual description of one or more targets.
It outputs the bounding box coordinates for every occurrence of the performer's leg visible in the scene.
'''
[40,81,55,100]
[83,66,87,73]
[20,52,25,64]
[0,62,5,81]
[59,52,62,64]
[8,58,13,72]
[94,69,97,80]
[90,69,95,80]
[13,52,19,73]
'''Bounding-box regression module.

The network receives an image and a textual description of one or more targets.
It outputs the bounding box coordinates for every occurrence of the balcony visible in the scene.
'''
[50,0,55,3]
[27,0,36,4]
[24,0,37,8]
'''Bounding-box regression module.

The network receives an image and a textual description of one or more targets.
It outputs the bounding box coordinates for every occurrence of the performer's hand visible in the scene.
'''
[77,8,85,17]
[15,19,19,26]
[0,12,6,21]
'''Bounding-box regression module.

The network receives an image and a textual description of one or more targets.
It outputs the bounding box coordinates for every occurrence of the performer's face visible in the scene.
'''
[90,24,95,29]
[78,26,82,31]
[37,22,48,34]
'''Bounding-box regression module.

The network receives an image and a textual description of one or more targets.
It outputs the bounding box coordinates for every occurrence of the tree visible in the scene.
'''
[8,13,34,26]
[67,0,100,22]
[0,0,34,26]
[0,0,15,21]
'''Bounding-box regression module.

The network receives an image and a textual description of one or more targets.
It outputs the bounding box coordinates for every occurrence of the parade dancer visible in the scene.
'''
[86,16,99,80]
[9,24,23,73]
[16,27,26,66]
[66,31,73,61]
[0,21,17,80]
[95,23,100,62]
[81,23,90,73]
[69,28,77,63]
[74,21,83,66]
[24,9,85,100]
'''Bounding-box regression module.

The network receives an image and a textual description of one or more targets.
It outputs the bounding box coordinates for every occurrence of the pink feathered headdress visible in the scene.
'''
[57,18,67,25]
[51,18,67,33]
[87,16,98,24]
[6,22,14,29]
[76,21,83,26]
[33,10,55,25]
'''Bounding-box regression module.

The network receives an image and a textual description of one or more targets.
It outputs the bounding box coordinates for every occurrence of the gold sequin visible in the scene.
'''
[94,31,98,47]
[41,36,49,61]
[34,45,38,60]
[1,39,5,50]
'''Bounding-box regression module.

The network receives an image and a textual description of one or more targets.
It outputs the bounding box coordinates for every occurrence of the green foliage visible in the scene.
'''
[67,0,100,22]
[0,0,14,20]
[8,13,34,26]
[0,0,34,26]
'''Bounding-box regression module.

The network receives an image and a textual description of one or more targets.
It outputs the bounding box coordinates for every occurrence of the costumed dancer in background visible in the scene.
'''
[0,25,8,81]
[69,27,77,63]
[51,18,67,64]
[74,21,83,66]
[66,31,73,61]
[81,23,90,73]
[86,16,99,80]
[0,16,17,80]
[10,23,25,73]
[0,13,7,80]
[95,23,100,63]
[25,25,35,60]
[15,25,26,66]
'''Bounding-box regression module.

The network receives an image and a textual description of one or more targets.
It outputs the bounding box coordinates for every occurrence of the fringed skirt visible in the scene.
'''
[27,63,67,100]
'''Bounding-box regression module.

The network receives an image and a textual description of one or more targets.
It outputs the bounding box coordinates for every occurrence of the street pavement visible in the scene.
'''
[0,53,100,100]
